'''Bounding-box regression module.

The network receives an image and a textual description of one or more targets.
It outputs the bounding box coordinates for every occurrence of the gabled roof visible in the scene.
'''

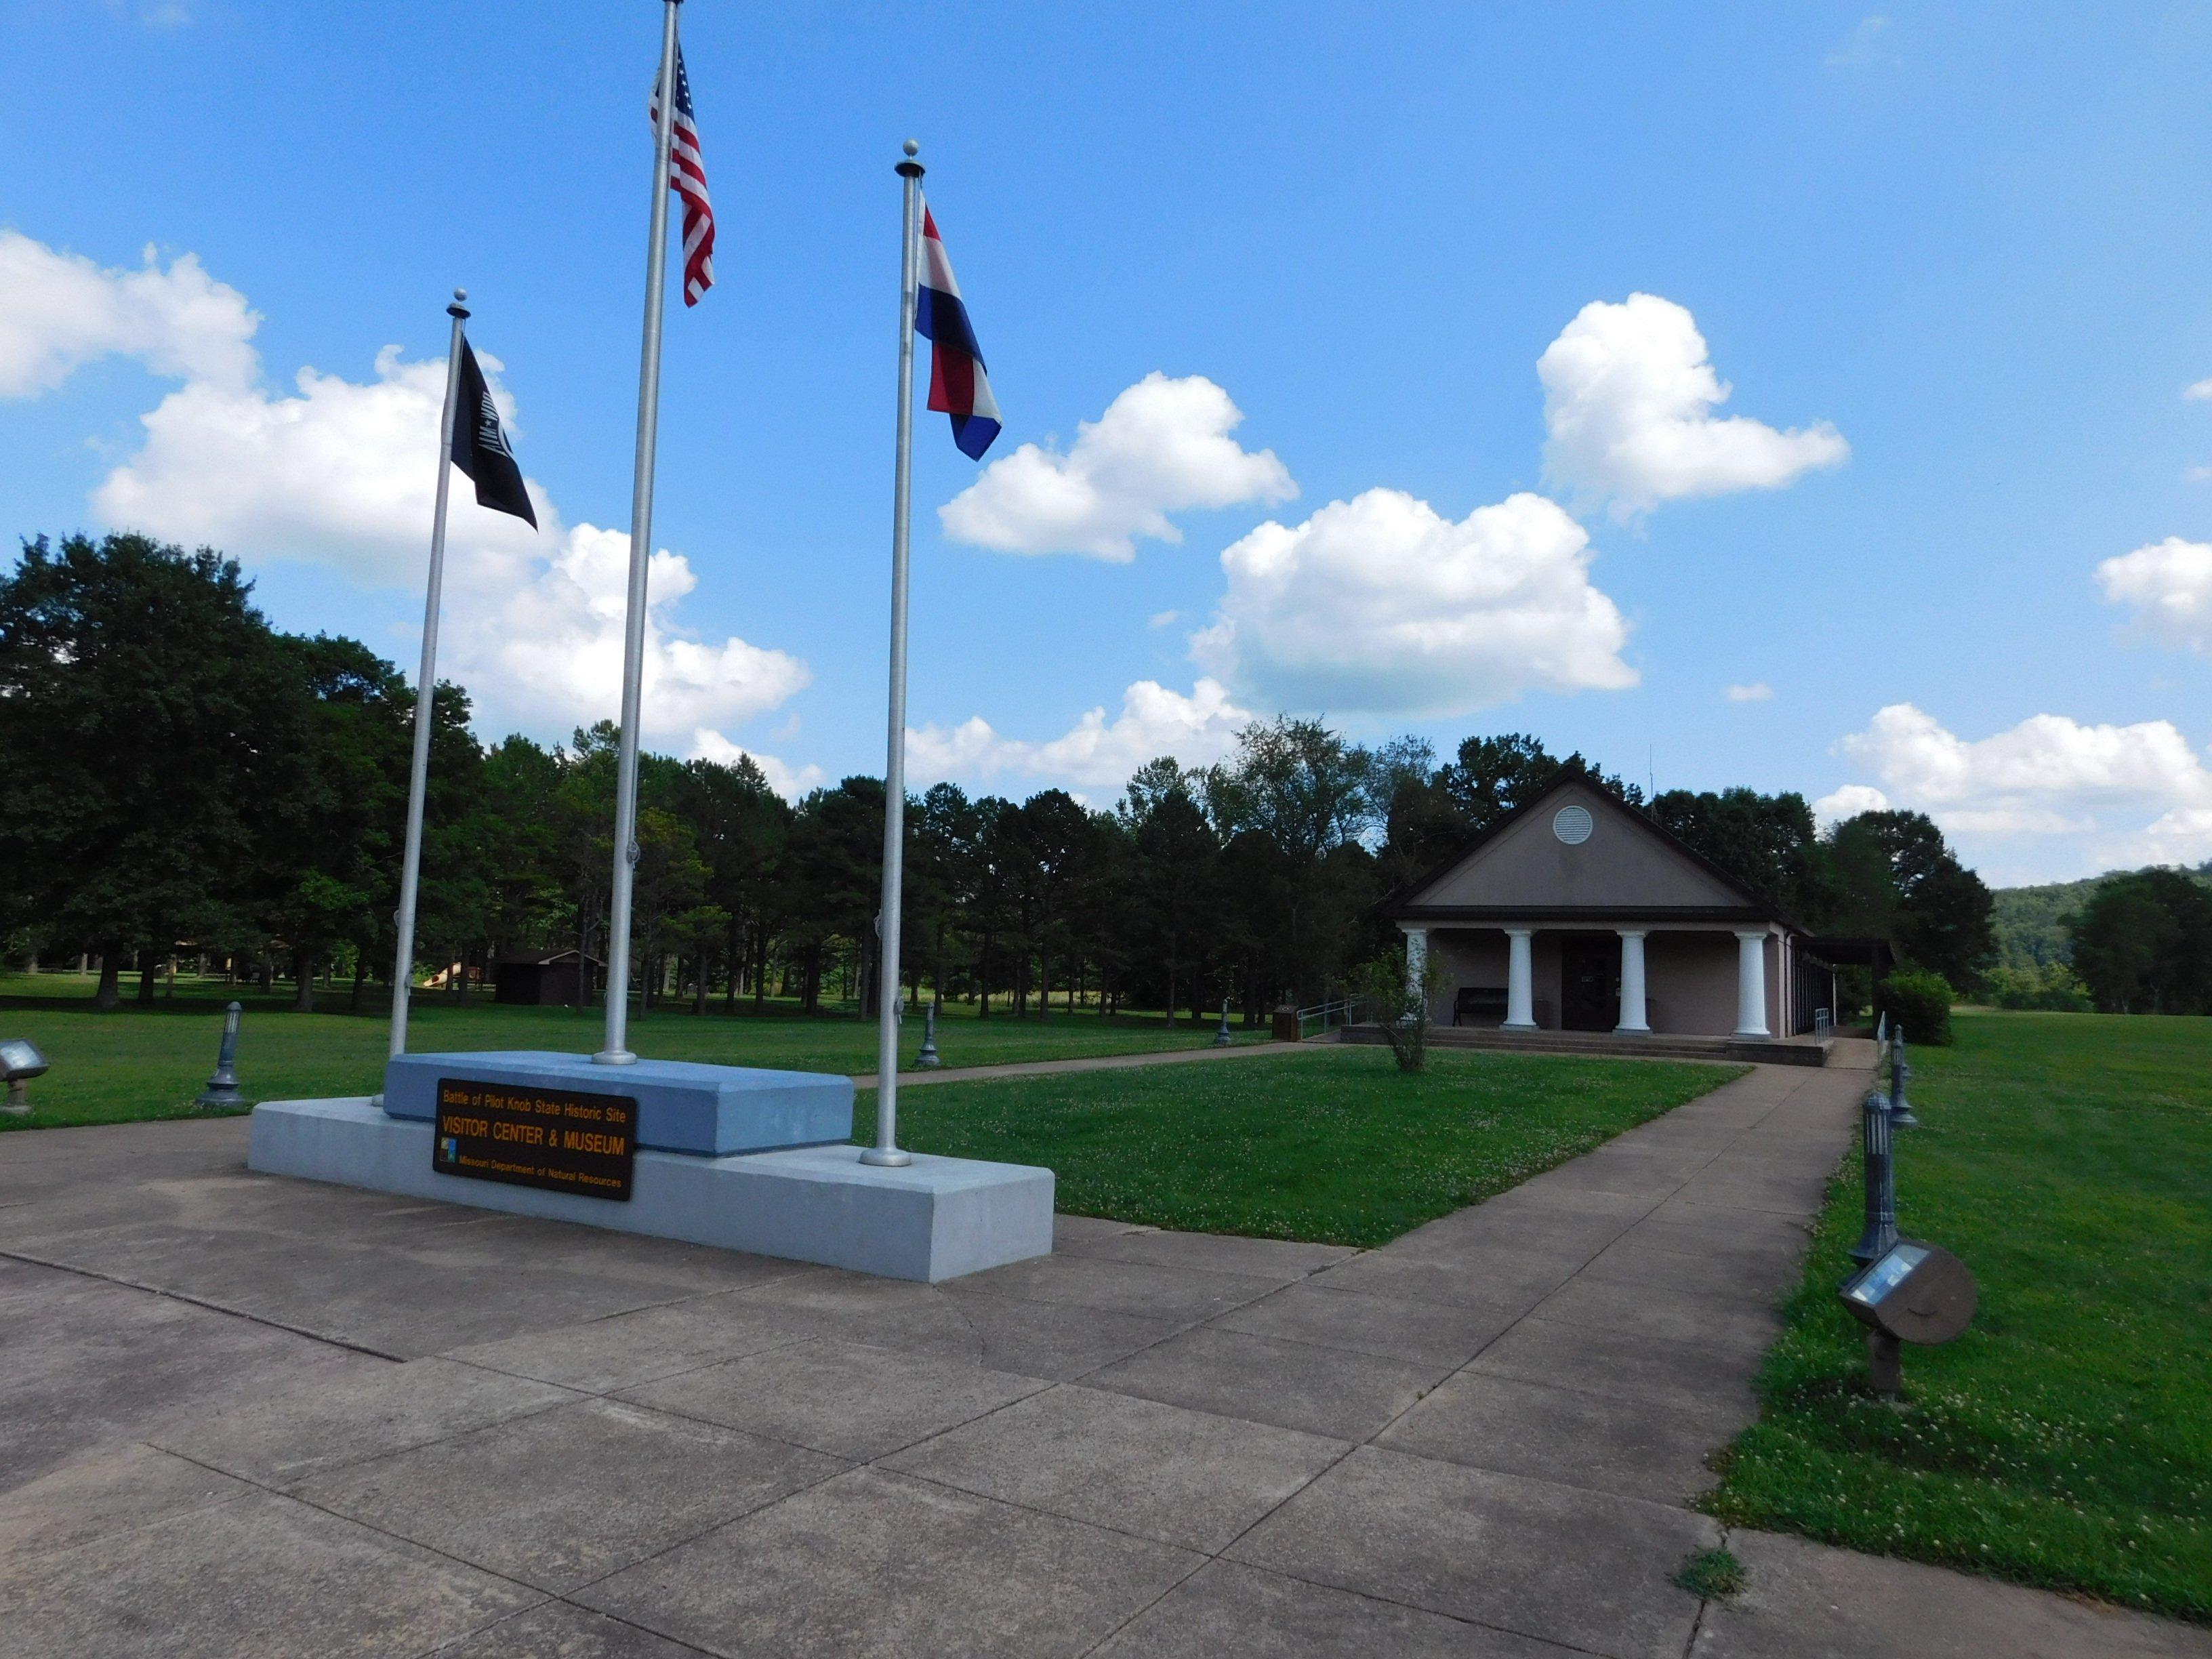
[1384,774,1800,928]
[494,948,607,968]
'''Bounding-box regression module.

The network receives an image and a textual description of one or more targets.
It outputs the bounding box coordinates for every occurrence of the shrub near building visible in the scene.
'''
[1873,966,1954,1045]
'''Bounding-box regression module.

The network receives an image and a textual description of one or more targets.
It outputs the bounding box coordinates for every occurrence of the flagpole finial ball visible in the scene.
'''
[903,139,919,157]
[453,288,467,303]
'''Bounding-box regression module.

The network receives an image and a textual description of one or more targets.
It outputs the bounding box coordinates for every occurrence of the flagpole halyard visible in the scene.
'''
[386,288,471,1074]
[863,139,926,1168]
[598,0,684,1067]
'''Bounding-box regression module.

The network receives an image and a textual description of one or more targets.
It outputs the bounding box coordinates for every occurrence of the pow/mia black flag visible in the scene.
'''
[451,340,537,528]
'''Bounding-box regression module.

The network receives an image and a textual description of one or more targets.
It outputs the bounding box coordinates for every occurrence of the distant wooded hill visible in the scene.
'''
[1993,863,2212,970]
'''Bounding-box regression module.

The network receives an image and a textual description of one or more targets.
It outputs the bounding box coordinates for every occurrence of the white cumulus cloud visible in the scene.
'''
[689,729,827,802]
[1811,783,1890,826]
[2097,536,2212,657]
[1538,293,1848,516]
[907,678,1250,792]
[939,372,1295,560]
[94,345,537,581]
[1191,489,1635,717]
[0,232,258,397]
[94,346,808,747]
[1726,682,1774,702]
[0,230,815,754]
[1825,702,2212,879]
[466,525,811,745]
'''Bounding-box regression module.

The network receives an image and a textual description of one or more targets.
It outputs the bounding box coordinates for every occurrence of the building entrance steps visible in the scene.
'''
[1343,1021,1837,1065]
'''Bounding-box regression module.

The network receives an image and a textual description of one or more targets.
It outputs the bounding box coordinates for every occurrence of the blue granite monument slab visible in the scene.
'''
[380,1050,851,1157]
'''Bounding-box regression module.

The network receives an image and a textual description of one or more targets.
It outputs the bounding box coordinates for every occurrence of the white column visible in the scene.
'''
[1733,928,1771,1038]
[1503,929,1536,1029]
[1615,929,1650,1034]
[1402,927,1429,1021]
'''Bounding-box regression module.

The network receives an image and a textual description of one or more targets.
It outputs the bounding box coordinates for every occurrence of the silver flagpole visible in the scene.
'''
[386,288,472,1072]
[598,0,683,1066]
[862,139,925,1166]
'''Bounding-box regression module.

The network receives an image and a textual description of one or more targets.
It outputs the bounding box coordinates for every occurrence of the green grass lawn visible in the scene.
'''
[4,969,1740,1250]
[1705,1010,2212,1624]
[856,1046,1742,1247]
[0,972,1262,1131]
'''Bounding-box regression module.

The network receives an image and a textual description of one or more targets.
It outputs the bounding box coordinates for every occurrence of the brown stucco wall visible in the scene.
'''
[1425,930,1507,1024]
[1644,931,1738,1035]
[1410,781,1748,912]
[1424,929,1565,1028]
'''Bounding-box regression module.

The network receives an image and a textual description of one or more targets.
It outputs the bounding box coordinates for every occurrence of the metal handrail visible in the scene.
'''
[1295,996,1366,1040]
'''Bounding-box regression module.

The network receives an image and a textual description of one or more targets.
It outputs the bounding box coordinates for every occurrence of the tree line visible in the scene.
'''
[1981,863,2212,1015]
[2058,868,2212,1015]
[3,533,1999,1017]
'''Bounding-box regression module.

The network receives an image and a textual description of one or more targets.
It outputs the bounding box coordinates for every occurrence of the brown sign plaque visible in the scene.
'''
[433,1078,637,1202]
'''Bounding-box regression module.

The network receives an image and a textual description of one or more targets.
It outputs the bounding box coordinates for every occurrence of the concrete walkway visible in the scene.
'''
[1,1059,2205,1657]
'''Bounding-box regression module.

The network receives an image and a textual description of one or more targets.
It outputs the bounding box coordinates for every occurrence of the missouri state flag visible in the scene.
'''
[916,201,1000,459]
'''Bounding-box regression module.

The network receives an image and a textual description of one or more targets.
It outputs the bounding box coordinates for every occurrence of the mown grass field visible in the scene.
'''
[857,1046,1743,1246]
[5,970,1741,1250]
[0,972,1261,1130]
[1706,1011,2212,1624]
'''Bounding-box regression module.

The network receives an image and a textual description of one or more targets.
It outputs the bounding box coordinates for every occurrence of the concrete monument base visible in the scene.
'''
[380,1049,854,1156]
[247,1096,1054,1283]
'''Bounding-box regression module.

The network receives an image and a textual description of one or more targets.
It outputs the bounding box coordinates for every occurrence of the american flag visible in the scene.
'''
[649,45,715,306]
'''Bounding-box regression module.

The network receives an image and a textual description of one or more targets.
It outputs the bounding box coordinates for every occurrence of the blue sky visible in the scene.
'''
[6,1,2212,884]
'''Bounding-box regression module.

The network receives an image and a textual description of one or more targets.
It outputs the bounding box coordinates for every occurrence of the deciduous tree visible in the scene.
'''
[2068,869,2212,1013]
[0,535,297,1008]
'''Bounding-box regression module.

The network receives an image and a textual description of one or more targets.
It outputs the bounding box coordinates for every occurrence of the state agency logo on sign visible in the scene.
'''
[433,1079,638,1202]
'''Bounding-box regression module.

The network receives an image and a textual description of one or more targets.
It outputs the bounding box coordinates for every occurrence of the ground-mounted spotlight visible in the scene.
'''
[1,1039,50,1113]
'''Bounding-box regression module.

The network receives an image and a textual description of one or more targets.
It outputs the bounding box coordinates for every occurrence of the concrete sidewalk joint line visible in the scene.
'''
[7,1052,2209,1657]
[0,1244,411,1363]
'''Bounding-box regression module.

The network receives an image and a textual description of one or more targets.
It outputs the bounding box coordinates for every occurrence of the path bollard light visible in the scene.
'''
[1839,1239,1976,1399]
[1,1040,49,1114]
[916,1000,941,1069]
[1887,1027,1920,1128]
[1847,1082,1898,1266]
[1214,997,1233,1047]
[195,1002,246,1109]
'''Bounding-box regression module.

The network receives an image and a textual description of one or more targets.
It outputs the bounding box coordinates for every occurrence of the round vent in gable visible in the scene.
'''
[1553,805,1593,845]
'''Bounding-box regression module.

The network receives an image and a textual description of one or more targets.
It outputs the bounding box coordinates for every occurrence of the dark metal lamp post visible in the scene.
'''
[1888,1027,1920,1128]
[1848,1081,1898,1265]
[1837,1021,1974,1400]
[916,996,941,1069]
[195,1002,246,1109]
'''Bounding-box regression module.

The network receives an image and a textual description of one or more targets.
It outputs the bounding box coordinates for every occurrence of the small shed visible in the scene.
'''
[493,949,603,1007]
